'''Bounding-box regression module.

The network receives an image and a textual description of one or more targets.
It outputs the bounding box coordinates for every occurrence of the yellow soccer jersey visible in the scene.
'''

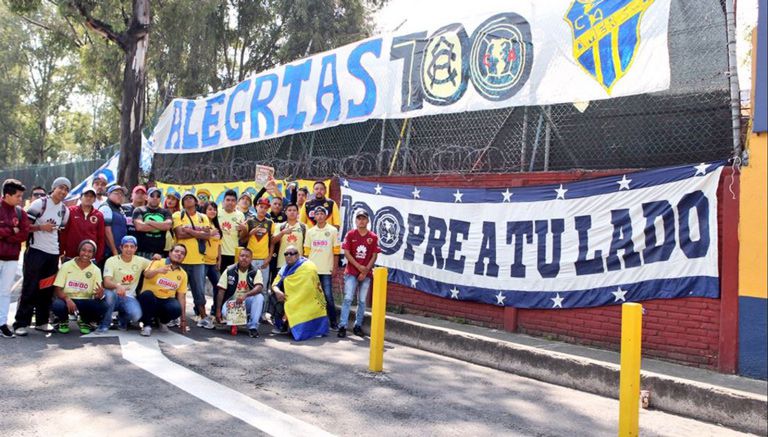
[172,210,211,264]
[104,255,151,294]
[303,224,341,274]
[218,209,245,257]
[54,259,103,299]
[143,259,189,299]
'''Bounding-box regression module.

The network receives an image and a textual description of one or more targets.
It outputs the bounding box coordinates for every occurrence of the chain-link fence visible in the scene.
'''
[153,0,738,183]
[0,145,116,192]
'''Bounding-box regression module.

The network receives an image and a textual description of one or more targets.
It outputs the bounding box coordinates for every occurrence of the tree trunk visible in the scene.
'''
[117,0,150,188]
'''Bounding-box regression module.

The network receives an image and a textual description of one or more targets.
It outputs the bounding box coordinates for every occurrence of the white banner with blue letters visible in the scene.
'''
[152,0,671,154]
[340,161,723,309]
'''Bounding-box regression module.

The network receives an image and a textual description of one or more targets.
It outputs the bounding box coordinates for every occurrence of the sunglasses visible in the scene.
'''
[32,192,46,198]
[284,251,299,256]
[149,193,162,198]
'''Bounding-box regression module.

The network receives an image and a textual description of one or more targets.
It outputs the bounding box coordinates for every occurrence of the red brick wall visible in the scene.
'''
[351,168,738,371]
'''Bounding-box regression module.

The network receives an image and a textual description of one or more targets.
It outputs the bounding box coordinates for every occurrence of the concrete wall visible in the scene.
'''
[351,169,740,371]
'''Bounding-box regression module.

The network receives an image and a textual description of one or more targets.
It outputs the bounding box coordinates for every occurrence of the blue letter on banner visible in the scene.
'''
[278,60,312,134]
[575,215,604,275]
[182,101,199,150]
[226,79,250,142]
[642,200,676,264]
[163,101,184,150]
[347,38,382,119]
[201,93,225,147]
[678,191,710,258]
[250,74,278,138]
[474,221,499,277]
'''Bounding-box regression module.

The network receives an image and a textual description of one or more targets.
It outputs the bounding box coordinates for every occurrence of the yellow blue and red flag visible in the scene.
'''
[274,259,329,341]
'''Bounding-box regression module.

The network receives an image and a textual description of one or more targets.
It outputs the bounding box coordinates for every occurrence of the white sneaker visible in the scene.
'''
[200,316,215,330]
[14,327,29,336]
[140,326,152,337]
[158,323,170,333]
[34,323,54,333]
[166,318,179,328]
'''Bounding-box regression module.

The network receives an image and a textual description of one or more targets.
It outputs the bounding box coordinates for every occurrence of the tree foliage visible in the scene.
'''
[1,0,384,170]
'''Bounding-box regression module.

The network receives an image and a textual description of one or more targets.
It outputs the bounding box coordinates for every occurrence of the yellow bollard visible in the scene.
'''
[619,303,643,436]
[368,267,388,372]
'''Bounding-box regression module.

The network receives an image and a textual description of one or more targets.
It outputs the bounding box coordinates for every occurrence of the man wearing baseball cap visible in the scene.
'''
[338,209,380,338]
[240,197,274,287]
[303,205,341,330]
[122,185,147,239]
[98,185,128,263]
[132,187,172,259]
[60,186,105,262]
[173,191,214,323]
[92,173,108,209]
[13,177,71,336]
[101,235,150,332]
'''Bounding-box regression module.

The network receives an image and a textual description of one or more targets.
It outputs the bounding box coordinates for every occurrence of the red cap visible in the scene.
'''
[132,185,147,194]
[256,197,270,206]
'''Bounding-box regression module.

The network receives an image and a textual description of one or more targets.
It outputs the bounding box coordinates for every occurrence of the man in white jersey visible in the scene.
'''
[13,177,71,336]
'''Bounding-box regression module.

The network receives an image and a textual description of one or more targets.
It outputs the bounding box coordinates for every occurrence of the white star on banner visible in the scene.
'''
[694,163,710,176]
[411,187,421,199]
[495,291,506,305]
[555,185,568,200]
[409,275,419,288]
[617,175,632,190]
[551,293,564,308]
[374,184,383,195]
[501,189,513,202]
[342,179,349,188]
[612,287,628,302]
[453,190,463,203]
[450,287,460,299]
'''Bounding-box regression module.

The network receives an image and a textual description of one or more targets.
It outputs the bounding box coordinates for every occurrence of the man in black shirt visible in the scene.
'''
[132,187,173,258]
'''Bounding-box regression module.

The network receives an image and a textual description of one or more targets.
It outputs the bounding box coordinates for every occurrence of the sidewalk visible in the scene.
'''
[369,311,768,435]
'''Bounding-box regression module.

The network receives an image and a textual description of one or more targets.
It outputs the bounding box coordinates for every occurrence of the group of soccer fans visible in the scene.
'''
[0,174,380,341]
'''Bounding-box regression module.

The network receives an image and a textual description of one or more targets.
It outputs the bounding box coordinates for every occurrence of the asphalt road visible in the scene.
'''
[0,312,752,437]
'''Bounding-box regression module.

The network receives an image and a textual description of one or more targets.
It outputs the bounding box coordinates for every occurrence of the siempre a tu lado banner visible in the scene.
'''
[339,161,723,309]
[152,0,672,155]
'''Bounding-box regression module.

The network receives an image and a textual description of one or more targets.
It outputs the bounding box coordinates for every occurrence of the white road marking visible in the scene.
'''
[7,299,332,437]
[113,332,334,437]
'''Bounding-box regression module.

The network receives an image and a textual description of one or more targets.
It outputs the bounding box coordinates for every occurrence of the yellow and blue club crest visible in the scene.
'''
[565,0,655,93]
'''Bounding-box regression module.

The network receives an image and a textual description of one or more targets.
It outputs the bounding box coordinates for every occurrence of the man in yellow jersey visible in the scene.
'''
[240,197,273,286]
[51,240,107,335]
[217,189,246,273]
[272,203,306,272]
[300,181,341,228]
[215,248,264,338]
[102,236,150,331]
[304,206,341,330]
[172,192,212,322]
[138,244,189,336]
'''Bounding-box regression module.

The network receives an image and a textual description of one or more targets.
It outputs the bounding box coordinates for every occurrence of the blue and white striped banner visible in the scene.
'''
[340,161,724,309]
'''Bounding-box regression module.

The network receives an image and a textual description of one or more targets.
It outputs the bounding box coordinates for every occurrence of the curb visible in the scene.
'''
[375,313,768,435]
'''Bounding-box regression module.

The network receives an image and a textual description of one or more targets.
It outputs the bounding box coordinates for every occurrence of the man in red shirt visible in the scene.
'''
[338,209,380,338]
[0,179,31,338]
[60,187,105,262]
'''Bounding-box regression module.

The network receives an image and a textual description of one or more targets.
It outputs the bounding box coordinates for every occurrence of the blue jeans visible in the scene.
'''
[137,291,182,325]
[51,297,109,324]
[250,259,270,290]
[222,294,265,330]
[319,274,337,327]
[339,274,371,329]
[204,263,221,314]
[102,290,143,329]
[182,264,206,314]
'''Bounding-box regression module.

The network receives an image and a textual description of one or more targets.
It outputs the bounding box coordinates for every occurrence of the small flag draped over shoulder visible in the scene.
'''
[275,258,329,341]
